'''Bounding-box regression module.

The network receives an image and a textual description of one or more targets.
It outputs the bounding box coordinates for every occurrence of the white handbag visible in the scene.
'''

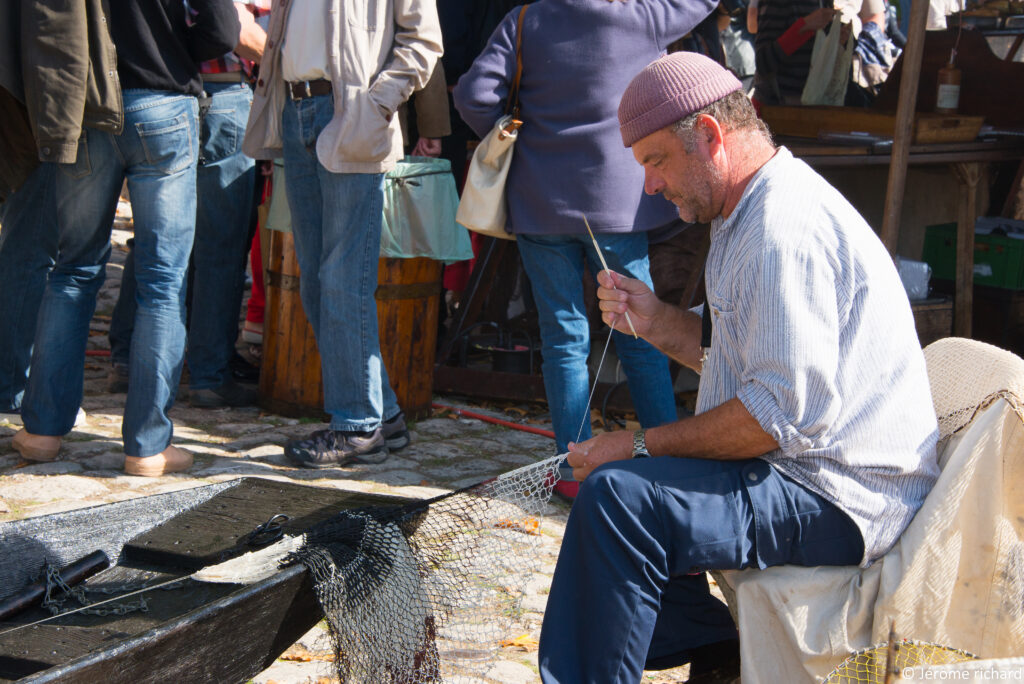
[455,5,528,241]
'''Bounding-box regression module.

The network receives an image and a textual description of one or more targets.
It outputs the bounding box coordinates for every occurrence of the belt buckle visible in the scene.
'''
[290,80,312,101]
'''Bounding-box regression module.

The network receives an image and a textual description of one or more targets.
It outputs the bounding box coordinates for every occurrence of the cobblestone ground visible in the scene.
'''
[0,220,716,683]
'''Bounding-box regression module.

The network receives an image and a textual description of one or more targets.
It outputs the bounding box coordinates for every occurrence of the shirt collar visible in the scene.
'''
[711,146,792,240]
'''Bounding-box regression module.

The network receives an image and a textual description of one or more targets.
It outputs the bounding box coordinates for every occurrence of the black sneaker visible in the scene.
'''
[284,428,388,468]
[189,379,260,408]
[229,351,260,384]
[382,412,411,451]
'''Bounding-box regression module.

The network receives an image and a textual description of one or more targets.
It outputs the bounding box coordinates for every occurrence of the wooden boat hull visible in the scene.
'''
[0,478,410,683]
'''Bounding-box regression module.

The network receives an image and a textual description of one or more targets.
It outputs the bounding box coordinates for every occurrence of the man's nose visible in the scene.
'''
[644,168,664,196]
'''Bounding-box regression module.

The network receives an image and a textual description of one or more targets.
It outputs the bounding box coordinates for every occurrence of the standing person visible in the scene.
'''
[12,1,240,476]
[242,0,442,468]
[538,52,939,681]
[752,0,838,105]
[106,1,270,409]
[0,0,122,426]
[453,0,718,488]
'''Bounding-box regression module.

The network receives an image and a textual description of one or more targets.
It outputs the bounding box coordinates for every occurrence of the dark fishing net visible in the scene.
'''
[283,455,563,683]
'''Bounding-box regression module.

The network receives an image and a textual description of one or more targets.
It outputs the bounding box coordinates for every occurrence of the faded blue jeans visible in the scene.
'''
[538,457,864,682]
[22,89,199,457]
[107,82,256,390]
[517,233,677,454]
[281,93,400,431]
[187,81,256,389]
[0,164,57,412]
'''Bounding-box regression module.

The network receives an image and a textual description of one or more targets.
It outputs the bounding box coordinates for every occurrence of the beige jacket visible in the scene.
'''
[242,0,442,173]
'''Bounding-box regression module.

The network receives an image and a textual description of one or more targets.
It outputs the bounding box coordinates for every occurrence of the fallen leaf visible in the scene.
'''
[279,644,335,663]
[494,516,540,535]
[500,633,539,651]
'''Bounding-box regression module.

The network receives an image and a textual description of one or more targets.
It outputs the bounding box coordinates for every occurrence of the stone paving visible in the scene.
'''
[0,222,706,683]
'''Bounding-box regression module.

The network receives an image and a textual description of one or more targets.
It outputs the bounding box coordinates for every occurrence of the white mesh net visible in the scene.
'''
[923,337,1024,440]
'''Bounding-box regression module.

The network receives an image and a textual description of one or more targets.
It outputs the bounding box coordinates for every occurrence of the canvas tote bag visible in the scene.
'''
[455,5,529,241]
[801,14,854,106]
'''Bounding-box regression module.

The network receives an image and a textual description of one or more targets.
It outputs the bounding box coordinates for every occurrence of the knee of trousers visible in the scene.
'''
[576,464,662,530]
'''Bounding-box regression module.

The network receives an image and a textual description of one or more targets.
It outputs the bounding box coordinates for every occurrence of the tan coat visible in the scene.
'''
[242,0,442,174]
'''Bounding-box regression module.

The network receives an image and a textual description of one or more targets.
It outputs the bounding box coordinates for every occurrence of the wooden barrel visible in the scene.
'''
[260,230,441,421]
[260,230,324,418]
[375,256,442,420]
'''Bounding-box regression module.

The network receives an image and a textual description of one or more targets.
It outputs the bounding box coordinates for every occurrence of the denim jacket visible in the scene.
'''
[0,0,121,198]
[242,0,443,174]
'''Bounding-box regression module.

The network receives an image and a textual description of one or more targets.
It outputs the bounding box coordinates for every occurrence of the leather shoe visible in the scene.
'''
[124,445,194,477]
[12,429,61,462]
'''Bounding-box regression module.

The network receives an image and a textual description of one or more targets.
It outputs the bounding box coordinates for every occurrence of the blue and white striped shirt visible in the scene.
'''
[697,147,939,565]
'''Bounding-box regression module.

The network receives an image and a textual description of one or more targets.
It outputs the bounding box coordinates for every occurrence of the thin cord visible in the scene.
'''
[0,575,185,638]
[575,330,614,445]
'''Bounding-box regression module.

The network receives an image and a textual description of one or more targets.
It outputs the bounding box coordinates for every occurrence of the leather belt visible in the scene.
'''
[288,79,332,100]
[201,71,245,83]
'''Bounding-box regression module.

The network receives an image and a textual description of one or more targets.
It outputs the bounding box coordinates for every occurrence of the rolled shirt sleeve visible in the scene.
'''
[735,242,844,457]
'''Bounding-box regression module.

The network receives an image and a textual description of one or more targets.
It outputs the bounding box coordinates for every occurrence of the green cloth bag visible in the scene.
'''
[381,156,473,264]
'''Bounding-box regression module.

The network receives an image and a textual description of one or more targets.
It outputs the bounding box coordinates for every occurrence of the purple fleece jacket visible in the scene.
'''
[453,0,718,236]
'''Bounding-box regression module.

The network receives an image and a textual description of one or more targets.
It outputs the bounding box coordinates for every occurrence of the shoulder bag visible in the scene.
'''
[455,4,529,241]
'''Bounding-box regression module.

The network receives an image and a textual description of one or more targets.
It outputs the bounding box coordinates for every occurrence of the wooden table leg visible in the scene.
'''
[952,162,982,338]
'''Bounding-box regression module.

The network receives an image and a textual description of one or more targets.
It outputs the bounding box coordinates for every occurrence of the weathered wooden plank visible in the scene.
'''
[123,479,411,569]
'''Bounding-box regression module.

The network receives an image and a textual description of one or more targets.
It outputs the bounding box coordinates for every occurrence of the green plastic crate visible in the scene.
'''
[922,222,1024,291]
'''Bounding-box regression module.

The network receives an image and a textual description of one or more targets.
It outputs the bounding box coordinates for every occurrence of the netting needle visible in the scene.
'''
[582,213,638,339]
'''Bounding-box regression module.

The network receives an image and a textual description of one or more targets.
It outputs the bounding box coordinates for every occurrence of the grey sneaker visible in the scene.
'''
[189,379,259,408]
[382,412,411,451]
[284,428,388,469]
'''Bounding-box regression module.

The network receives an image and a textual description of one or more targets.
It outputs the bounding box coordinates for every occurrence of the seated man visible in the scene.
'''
[537,52,940,683]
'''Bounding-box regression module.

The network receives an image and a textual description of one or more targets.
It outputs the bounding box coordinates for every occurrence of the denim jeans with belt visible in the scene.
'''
[281,94,400,431]
[22,89,199,457]
[0,163,57,412]
[516,233,677,454]
[538,456,864,682]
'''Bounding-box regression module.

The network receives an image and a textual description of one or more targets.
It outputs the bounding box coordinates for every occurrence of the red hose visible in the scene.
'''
[431,402,555,440]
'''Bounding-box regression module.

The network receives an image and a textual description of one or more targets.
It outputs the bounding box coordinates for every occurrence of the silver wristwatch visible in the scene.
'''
[632,429,650,458]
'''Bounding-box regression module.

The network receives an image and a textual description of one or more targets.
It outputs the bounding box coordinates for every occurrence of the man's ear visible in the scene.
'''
[696,114,724,147]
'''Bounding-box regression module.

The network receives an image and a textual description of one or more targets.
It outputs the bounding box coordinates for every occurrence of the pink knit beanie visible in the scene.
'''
[618,52,743,147]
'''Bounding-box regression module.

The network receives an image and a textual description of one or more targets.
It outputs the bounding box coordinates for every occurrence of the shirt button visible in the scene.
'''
[257,78,264,87]
[267,40,274,49]
[747,472,758,482]
[42,146,50,156]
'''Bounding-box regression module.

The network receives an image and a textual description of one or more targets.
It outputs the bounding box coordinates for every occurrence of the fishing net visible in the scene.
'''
[282,454,562,683]
[822,638,977,683]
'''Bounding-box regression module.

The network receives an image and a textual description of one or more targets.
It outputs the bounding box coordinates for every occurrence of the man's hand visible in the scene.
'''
[802,7,836,32]
[567,431,633,480]
[596,269,660,339]
[233,3,267,63]
[411,137,442,157]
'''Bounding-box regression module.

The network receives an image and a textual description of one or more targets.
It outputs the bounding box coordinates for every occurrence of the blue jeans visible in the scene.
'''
[108,83,256,389]
[281,94,399,431]
[188,81,256,389]
[517,233,677,453]
[538,457,864,682]
[0,164,57,412]
[22,89,199,457]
